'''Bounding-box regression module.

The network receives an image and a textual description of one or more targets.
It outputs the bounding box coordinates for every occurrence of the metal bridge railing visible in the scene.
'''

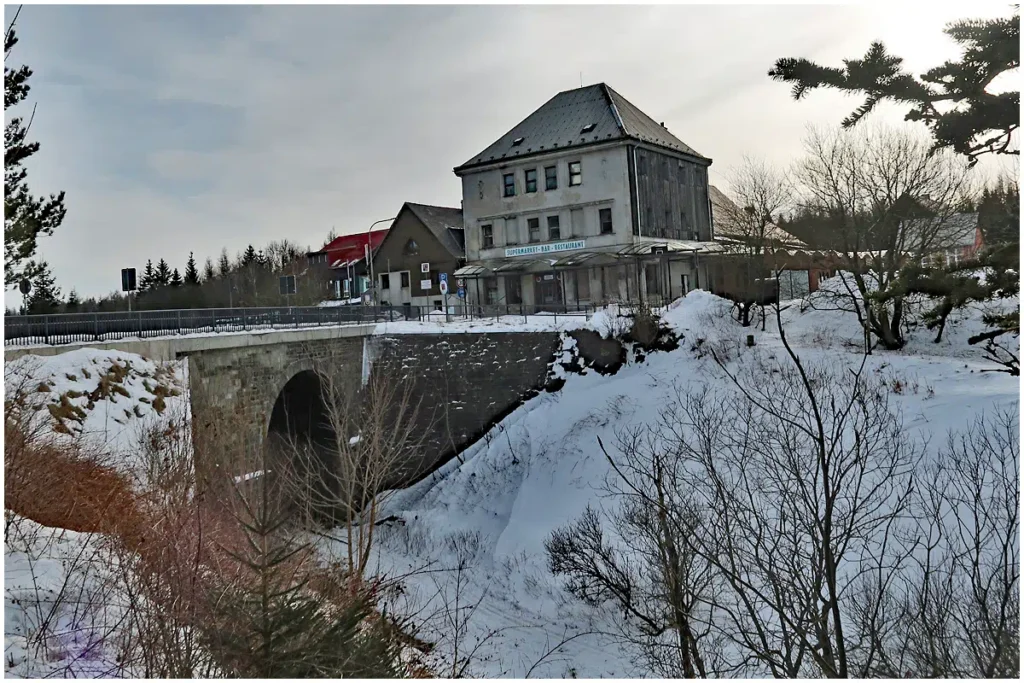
[3,305,425,347]
[4,301,604,348]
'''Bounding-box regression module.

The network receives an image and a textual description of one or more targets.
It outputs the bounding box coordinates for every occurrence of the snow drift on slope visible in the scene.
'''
[331,287,1019,677]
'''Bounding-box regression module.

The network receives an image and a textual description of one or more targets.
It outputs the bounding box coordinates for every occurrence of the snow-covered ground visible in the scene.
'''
[4,515,130,678]
[6,282,1018,678]
[5,350,192,677]
[4,348,190,487]
[326,284,1020,677]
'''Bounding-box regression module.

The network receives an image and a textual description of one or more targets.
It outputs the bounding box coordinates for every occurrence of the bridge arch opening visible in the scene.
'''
[265,370,339,523]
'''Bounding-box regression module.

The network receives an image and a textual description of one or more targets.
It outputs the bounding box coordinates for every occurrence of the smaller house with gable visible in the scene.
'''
[371,202,465,311]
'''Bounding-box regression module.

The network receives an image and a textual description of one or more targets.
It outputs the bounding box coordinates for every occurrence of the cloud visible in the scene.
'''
[4,4,1013,306]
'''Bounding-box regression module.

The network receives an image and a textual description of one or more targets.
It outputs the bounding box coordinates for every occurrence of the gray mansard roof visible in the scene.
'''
[455,83,708,173]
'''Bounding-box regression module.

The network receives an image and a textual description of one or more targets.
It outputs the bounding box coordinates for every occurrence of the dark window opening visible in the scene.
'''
[505,275,523,304]
[506,216,518,245]
[545,166,557,191]
[580,123,596,134]
[547,215,561,241]
[528,217,541,243]
[525,169,538,193]
[569,161,582,186]
[400,271,410,288]
[600,208,613,235]
[485,278,499,305]
[380,273,391,290]
[575,270,591,300]
[481,224,494,249]
[434,300,443,311]
[645,264,660,296]
[403,239,419,255]
[503,173,516,197]
[512,137,524,147]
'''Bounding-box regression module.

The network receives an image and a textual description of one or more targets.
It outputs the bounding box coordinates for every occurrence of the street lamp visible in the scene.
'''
[365,217,395,306]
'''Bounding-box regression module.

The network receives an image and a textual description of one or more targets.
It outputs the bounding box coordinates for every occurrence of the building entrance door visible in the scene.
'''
[535,273,563,310]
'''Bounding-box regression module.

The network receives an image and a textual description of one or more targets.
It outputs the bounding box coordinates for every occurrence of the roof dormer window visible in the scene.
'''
[512,137,525,146]
[580,123,596,133]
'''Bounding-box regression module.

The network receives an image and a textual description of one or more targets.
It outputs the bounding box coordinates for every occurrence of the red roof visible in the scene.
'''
[320,230,389,268]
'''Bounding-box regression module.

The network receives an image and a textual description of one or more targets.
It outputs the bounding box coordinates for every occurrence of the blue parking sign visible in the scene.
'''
[439,272,448,283]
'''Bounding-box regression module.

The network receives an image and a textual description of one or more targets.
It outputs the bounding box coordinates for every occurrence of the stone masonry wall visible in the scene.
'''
[187,336,365,483]
[371,333,560,484]
[186,332,560,489]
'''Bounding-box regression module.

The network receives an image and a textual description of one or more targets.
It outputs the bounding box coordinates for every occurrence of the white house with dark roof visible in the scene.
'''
[453,83,721,310]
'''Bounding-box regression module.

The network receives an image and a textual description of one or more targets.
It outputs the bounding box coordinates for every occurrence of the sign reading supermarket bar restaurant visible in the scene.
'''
[505,240,586,258]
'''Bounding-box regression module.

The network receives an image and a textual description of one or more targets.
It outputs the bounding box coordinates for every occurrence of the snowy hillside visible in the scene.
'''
[340,286,1020,677]
[4,348,189,487]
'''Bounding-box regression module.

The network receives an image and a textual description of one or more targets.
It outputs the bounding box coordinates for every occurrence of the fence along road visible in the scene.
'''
[5,303,596,347]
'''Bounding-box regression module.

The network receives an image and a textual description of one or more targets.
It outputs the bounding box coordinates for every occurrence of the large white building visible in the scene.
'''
[454,83,721,309]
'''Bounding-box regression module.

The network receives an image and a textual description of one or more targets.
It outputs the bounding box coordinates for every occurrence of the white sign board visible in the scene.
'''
[505,239,586,258]
[420,279,432,291]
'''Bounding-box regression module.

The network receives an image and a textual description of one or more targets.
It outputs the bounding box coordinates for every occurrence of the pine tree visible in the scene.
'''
[201,475,401,678]
[218,248,231,277]
[241,244,257,267]
[203,257,216,282]
[769,9,1019,166]
[170,268,183,287]
[184,251,200,285]
[139,259,156,293]
[25,261,61,314]
[256,249,268,267]
[4,8,67,288]
[323,227,338,248]
[769,7,1020,367]
[65,289,80,311]
[155,258,171,287]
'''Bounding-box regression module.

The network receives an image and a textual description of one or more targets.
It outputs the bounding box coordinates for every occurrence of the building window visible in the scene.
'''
[485,278,499,305]
[545,166,557,191]
[503,173,516,197]
[528,217,541,242]
[576,271,591,300]
[506,216,518,245]
[547,215,561,241]
[434,300,443,311]
[380,273,391,290]
[580,123,596,134]
[505,275,522,304]
[569,161,582,186]
[400,271,410,288]
[404,239,419,255]
[481,223,494,249]
[599,208,613,235]
[525,168,538,193]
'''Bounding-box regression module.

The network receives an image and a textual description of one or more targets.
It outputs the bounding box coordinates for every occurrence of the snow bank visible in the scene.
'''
[331,287,1019,677]
[5,348,190,486]
[5,516,127,678]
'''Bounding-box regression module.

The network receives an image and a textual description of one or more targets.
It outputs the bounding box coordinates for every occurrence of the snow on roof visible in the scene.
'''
[902,212,979,250]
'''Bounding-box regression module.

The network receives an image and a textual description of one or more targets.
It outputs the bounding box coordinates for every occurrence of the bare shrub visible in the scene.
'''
[847,407,1020,677]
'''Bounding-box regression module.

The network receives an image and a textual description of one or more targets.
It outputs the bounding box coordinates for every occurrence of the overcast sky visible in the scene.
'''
[4,2,1015,304]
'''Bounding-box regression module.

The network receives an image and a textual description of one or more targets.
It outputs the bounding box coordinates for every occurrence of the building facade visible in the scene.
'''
[454,83,719,310]
[306,230,389,302]
[371,202,465,312]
